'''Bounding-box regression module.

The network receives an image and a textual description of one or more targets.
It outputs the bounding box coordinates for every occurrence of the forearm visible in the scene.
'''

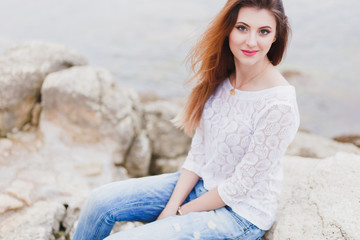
[166,169,200,207]
[157,169,200,219]
[179,187,225,215]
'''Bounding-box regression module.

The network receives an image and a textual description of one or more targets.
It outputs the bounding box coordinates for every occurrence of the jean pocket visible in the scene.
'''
[225,207,265,240]
[225,206,251,232]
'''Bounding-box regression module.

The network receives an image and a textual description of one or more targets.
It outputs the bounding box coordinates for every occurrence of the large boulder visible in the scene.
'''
[0,41,87,136]
[150,155,186,175]
[0,123,126,239]
[287,130,360,158]
[0,201,65,240]
[144,99,191,159]
[40,65,142,166]
[125,130,152,177]
[334,135,360,148]
[265,152,360,239]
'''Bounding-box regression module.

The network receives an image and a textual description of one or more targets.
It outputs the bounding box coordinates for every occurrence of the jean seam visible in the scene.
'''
[228,210,249,229]
[223,208,252,240]
[228,222,264,240]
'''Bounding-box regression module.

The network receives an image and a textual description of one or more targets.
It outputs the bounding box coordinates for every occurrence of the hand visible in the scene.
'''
[156,169,200,221]
[156,206,178,221]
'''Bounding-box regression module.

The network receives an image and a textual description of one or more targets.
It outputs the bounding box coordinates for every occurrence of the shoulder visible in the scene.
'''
[264,66,289,89]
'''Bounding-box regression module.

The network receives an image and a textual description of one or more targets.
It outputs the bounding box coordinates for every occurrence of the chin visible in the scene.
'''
[239,59,259,66]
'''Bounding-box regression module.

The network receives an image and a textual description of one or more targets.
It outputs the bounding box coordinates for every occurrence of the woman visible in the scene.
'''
[73,0,299,239]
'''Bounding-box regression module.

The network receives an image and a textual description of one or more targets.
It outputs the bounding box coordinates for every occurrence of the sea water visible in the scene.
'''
[0,0,359,137]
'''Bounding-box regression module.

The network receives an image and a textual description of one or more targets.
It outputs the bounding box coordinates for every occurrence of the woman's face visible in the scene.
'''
[229,6,277,67]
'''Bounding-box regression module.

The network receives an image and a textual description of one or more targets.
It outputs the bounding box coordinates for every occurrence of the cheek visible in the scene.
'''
[228,31,243,52]
[259,38,275,51]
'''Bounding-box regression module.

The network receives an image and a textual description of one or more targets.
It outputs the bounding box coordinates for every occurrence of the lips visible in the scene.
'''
[241,50,258,56]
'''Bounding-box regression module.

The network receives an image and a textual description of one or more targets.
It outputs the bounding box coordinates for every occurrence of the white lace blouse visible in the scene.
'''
[182,78,300,230]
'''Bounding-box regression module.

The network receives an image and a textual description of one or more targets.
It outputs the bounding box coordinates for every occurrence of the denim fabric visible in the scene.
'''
[73,172,265,240]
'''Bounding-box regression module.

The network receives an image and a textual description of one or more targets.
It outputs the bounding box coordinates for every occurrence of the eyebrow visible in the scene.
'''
[236,21,272,29]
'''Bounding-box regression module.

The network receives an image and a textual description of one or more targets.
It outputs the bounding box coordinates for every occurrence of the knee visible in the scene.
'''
[82,184,116,216]
[74,185,119,239]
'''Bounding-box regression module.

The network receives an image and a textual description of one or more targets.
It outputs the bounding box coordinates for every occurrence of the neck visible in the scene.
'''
[232,58,270,89]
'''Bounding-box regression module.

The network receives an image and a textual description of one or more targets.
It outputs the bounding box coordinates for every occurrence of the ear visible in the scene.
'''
[272,37,277,43]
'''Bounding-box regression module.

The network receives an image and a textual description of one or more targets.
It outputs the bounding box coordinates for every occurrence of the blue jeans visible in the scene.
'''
[73,172,265,240]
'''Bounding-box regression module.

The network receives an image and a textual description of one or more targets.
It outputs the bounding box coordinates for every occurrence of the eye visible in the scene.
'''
[259,29,271,35]
[236,25,247,32]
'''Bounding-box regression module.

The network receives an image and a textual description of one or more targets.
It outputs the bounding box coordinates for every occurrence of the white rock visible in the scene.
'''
[287,131,360,158]
[112,166,130,182]
[265,152,360,239]
[0,138,13,150]
[74,162,104,177]
[18,169,56,185]
[0,227,54,240]
[31,102,42,126]
[151,155,186,175]
[0,193,24,214]
[41,66,142,165]
[0,166,16,189]
[5,179,34,205]
[0,201,66,240]
[0,41,87,136]
[111,221,144,234]
[125,130,152,177]
[62,203,82,238]
[144,100,191,158]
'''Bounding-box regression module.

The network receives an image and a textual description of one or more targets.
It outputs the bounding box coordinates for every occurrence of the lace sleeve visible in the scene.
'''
[218,103,299,206]
[182,121,206,176]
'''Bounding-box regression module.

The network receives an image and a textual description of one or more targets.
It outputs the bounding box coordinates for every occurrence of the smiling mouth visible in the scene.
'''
[241,50,258,56]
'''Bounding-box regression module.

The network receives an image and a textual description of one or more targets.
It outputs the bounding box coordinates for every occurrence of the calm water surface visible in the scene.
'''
[0,0,359,137]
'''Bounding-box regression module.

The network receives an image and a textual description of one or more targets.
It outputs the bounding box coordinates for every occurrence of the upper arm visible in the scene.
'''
[218,103,299,204]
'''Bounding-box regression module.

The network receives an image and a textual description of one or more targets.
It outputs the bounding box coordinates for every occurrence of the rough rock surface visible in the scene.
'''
[0,194,24,214]
[0,127,128,240]
[334,135,360,148]
[41,65,142,167]
[0,201,65,240]
[125,130,152,177]
[144,99,191,158]
[1,41,359,240]
[287,130,360,158]
[264,152,360,240]
[0,41,87,136]
[150,155,186,175]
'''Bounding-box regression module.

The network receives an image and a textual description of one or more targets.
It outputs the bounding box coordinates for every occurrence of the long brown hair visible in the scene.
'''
[175,0,291,136]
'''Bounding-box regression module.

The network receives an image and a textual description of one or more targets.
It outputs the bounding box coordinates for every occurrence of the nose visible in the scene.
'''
[246,32,257,48]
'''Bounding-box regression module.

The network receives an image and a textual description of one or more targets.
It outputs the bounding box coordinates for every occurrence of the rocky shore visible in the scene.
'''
[0,41,359,240]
